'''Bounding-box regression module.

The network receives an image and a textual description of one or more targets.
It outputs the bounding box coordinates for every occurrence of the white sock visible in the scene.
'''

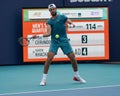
[74,71,80,77]
[42,73,47,80]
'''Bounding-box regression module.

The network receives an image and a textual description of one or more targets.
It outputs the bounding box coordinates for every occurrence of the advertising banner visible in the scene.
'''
[22,7,109,62]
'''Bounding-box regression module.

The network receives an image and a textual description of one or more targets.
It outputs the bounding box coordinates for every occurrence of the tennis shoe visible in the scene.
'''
[73,76,86,84]
[40,79,46,86]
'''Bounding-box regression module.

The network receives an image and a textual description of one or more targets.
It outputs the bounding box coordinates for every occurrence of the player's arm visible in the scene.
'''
[43,24,51,37]
[66,18,75,27]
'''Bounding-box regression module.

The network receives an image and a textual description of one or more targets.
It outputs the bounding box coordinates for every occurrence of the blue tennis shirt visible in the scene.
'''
[46,14,68,42]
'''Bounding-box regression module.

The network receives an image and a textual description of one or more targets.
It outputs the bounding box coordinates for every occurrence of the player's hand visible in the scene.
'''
[72,24,75,28]
[68,24,75,28]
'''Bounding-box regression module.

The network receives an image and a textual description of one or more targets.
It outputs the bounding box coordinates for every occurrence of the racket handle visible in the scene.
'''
[32,35,39,38]
[38,36,43,39]
[32,35,43,39]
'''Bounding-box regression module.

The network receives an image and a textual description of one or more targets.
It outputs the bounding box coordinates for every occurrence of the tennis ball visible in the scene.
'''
[55,34,59,39]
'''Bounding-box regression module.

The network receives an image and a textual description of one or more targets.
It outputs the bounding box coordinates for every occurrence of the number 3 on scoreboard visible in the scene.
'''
[81,35,88,43]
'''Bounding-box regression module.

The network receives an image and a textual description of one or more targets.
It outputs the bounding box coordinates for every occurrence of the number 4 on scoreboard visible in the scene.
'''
[82,47,88,55]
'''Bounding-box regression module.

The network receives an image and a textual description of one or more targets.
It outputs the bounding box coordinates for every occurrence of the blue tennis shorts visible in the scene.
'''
[49,40,73,55]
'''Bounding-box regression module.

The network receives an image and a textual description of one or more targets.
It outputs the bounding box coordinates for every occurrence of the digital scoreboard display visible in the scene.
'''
[22,7,109,62]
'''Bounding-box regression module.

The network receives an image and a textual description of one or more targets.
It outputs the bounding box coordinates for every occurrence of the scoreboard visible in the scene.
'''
[22,7,109,62]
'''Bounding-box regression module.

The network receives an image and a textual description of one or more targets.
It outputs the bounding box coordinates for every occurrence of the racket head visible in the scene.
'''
[18,37,30,46]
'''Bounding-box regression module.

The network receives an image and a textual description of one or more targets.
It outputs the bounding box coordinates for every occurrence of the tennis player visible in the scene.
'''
[40,4,86,86]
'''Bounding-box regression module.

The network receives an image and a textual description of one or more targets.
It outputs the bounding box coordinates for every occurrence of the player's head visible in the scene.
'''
[48,4,57,16]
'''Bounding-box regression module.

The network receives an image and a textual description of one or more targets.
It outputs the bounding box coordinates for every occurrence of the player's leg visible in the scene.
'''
[67,52,78,72]
[61,41,78,72]
[44,52,55,74]
[40,52,55,86]
[67,52,86,83]
[61,41,86,83]
[40,42,59,86]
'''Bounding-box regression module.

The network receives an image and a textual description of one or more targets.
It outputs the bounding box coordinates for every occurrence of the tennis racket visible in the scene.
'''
[18,35,39,46]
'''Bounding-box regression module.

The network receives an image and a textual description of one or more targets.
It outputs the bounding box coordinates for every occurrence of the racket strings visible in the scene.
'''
[18,37,29,46]
[18,36,39,46]
[23,38,29,46]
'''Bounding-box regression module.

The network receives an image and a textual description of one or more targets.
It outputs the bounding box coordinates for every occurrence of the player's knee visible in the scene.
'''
[70,52,76,58]
[47,52,54,60]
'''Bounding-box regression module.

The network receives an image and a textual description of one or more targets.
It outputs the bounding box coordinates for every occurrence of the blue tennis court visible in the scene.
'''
[0,63,120,96]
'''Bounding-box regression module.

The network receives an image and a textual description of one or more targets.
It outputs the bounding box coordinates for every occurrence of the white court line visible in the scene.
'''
[0,84,120,96]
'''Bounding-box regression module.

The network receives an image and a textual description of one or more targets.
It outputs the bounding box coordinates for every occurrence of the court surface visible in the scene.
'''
[0,63,120,96]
